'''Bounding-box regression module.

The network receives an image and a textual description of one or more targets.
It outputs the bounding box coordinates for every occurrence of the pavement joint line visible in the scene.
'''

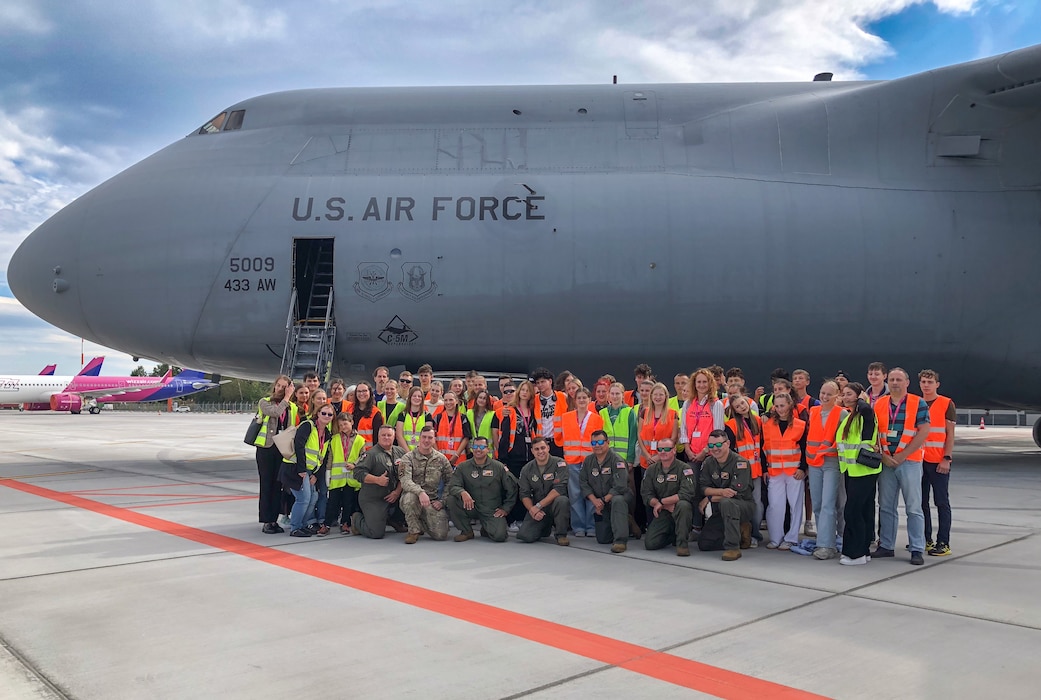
[0,631,71,700]
[1,469,100,479]
[0,478,829,700]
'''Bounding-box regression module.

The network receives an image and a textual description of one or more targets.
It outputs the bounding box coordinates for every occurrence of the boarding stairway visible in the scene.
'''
[280,245,336,384]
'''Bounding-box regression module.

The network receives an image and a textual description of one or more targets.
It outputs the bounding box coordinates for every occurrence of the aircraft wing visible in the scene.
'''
[74,382,166,400]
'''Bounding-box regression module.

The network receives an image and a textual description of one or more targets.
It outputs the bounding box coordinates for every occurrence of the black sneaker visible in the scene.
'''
[910,551,925,565]
[304,523,321,535]
[929,542,952,556]
[872,546,895,558]
[290,529,312,538]
[262,523,281,534]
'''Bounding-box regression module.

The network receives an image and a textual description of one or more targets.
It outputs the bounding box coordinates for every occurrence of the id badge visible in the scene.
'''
[692,431,702,438]
[525,436,531,443]
[887,430,898,439]
[650,440,658,450]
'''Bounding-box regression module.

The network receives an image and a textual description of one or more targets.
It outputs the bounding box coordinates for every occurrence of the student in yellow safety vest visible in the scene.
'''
[323,412,366,534]
[254,374,294,535]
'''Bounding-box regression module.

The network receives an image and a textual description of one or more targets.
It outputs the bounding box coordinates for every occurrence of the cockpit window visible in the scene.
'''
[198,112,227,135]
[224,110,245,131]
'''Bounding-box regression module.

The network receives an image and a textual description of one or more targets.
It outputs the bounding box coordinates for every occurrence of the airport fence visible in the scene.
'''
[108,402,257,414]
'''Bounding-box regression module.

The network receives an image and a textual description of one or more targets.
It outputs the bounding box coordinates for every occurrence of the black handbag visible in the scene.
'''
[243,417,262,445]
[856,447,883,469]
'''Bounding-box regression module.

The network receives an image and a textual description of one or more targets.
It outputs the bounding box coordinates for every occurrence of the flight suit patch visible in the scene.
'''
[531,474,540,482]
[592,469,600,477]
[666,474,677,482]
[471,470,479,478]
[616,462,625,470]
[543,473,554,481]
[482,469,493,477]
[683,469,693,476]
[721,472,729,479]
[656,475,665,483]
[737,461,748,470]
[557,461,566,468]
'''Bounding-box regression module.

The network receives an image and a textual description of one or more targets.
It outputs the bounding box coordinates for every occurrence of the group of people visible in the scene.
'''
[250,361,955,565]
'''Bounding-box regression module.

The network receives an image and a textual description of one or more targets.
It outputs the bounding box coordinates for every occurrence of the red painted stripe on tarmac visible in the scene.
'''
[69,479,253,494]
[1,478,829,700]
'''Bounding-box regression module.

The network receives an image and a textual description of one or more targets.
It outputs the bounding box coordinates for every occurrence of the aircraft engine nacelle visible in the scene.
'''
[50,393,83,413]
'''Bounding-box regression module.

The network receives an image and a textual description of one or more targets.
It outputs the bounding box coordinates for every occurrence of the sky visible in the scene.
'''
[0,0,1037,376]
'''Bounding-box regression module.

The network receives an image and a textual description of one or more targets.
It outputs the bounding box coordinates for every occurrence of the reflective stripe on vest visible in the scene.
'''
[762,416,805,475]
[806,406,845,467]
[328,433,366,489]
[355,407,378,447]
[283,419,329,471]
[599,406,633,462]
[836,415,881,477]
[436,412,467,465]
[561,410,604,465]
[638,407,678,468]
[725,416,762,478]
[254,399,295,448]
[874,395,925,462]
[401,412,427,450]
[923,395,952,463]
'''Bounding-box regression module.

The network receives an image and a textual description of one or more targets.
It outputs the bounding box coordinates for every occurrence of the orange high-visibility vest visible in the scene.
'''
[536,391,568,447]
[638,407,678,468]
[875,394,926,463]
[806,405,846,467]
[762,416,806,476]
[503,406,537,452]
[922,395,952,463]
[725,416,762,478]
[435,411,467,465]
[355,407,378,448]
[561,410,604,465]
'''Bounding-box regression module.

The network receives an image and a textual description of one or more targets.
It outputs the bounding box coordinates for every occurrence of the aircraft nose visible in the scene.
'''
[7,204,91,339]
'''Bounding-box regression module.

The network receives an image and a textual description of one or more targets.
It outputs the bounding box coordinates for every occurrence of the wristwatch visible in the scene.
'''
[943,455,952,462]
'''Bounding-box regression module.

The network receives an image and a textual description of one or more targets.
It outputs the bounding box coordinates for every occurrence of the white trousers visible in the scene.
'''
[767,472,805,545]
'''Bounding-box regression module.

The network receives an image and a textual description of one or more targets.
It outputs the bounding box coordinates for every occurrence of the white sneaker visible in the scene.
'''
[803,519,817,537]
[749,539,759,549]
[573,530,585,537]
[508,523,520,533]
[840,555,869,566]
[277,514,290,527]
[766,541,779,549]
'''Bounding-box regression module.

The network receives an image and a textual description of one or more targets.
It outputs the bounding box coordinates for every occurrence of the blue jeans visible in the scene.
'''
[289,474,318,532]
[878,460,925,553]
[808,459,841,549]
[567,463,594,533]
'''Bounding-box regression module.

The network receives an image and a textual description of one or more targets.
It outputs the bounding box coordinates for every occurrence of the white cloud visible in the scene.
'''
[0,2,53,35]
[0,106,129,291]
[0,296,157,376]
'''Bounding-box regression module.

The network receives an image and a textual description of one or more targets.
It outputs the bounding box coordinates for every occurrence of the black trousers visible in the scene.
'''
[324,486,359,526]
[504,453,529,525]
[256,445,283,524]
[842,472,878,559]
[922,460,952,544]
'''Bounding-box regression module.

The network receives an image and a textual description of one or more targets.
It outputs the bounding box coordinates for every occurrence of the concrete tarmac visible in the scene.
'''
[1,412,1039,699]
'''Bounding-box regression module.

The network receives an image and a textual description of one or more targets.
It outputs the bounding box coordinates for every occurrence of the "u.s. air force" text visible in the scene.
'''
[291,196,545,222]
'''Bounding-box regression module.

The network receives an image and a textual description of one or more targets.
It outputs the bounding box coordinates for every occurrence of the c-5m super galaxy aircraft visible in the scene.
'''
[8,44,1041,444]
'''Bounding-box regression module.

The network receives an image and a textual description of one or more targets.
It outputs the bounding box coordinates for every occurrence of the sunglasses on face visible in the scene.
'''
[707,442,726,449]
[504,389,516,394]
[590,439,606,446]
[318,412,335,418]
[473,445,488,450]
[657,446,674,453]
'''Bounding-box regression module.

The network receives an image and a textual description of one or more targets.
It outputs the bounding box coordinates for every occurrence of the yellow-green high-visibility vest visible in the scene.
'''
[328,433,366,489]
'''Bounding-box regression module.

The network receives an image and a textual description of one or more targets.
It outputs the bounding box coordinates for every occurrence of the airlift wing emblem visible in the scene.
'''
[398,262,436,302]
[354,262,392,302]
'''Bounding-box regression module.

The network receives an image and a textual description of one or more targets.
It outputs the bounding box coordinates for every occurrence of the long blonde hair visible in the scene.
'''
[642,382,671,427]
